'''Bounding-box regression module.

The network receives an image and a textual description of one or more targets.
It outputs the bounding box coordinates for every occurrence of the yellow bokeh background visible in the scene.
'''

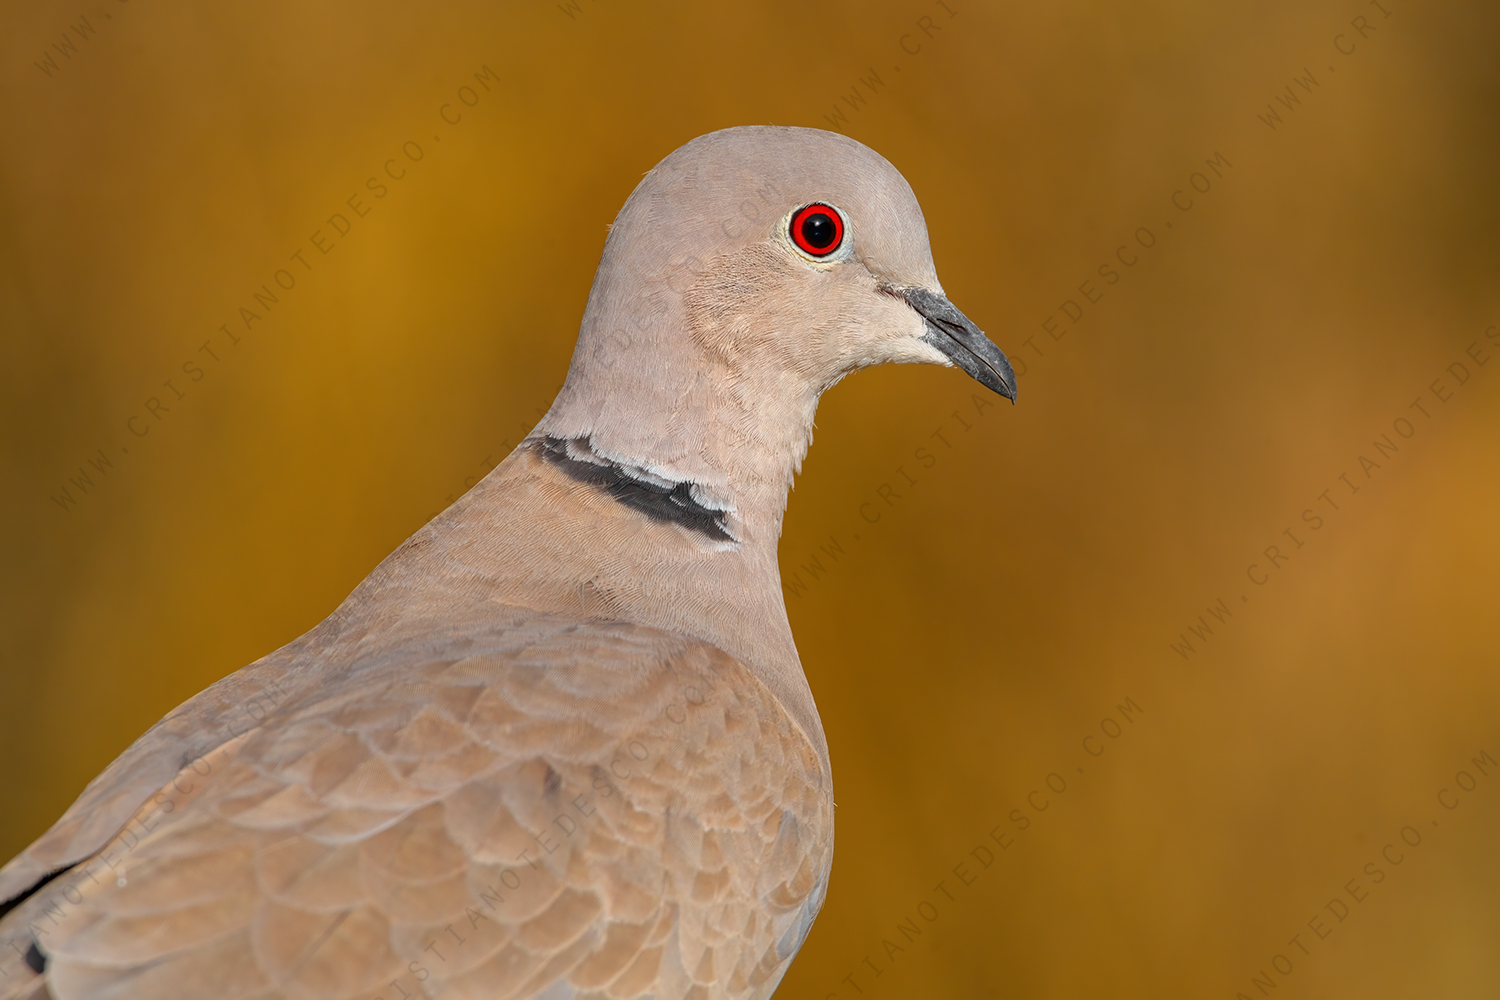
[3,1,1498,997]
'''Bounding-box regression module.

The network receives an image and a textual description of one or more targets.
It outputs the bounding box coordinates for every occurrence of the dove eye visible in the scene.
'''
[789,203,845,257]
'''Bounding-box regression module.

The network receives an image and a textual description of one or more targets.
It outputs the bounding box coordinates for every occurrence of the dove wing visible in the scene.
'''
[10,616,832,1000]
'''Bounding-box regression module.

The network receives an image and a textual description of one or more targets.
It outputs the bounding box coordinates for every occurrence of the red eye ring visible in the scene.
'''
[789,203,844,257]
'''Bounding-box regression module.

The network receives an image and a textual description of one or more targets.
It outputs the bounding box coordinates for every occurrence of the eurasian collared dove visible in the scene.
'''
[0,125,1015,1000]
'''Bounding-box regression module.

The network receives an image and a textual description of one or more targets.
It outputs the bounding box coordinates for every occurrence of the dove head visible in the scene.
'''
[537,125,1014,545]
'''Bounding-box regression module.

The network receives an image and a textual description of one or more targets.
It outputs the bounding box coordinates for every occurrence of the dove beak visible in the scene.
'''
[899,286,1018,402]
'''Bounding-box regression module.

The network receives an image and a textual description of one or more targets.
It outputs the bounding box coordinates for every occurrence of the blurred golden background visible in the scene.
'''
[3,0,1498,996]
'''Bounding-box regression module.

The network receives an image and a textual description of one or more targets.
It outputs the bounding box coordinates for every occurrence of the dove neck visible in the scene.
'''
[537,363,822,533]
[384,419,829,771]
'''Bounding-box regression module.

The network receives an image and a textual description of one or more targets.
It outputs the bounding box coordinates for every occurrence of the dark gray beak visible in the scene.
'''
[900,287,1017,402]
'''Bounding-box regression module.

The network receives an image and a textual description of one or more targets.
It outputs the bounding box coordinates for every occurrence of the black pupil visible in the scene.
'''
[800,212,837,249]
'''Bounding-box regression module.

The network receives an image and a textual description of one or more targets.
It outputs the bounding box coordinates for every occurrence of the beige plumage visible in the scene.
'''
[0,126,1015,1000]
